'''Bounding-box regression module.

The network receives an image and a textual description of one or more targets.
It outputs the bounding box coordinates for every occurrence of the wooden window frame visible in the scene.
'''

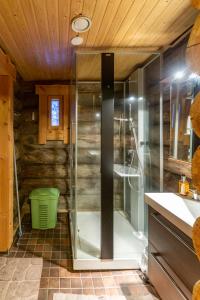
[36,85,69,144]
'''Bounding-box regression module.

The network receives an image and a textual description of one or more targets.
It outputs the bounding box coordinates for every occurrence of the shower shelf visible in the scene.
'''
[114,164,140,177]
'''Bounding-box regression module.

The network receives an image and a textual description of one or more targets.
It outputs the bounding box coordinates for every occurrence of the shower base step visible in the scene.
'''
[73,258,140,270]
[70,211,147,270]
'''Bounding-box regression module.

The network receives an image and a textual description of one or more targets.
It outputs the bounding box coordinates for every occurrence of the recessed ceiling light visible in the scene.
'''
[71,36,83,46]
[71,15,92,33]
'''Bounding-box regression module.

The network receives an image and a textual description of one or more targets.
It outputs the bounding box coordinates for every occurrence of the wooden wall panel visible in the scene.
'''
[0,75,13,251]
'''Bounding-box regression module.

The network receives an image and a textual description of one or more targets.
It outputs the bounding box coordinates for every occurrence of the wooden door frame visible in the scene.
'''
[0,49,16,252]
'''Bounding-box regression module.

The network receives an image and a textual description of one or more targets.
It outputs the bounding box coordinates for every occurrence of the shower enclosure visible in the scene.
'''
[69,51,162,270]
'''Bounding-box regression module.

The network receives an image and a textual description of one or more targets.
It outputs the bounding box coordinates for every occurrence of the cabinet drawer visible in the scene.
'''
[149,208,200,292]
[149,252,188,300]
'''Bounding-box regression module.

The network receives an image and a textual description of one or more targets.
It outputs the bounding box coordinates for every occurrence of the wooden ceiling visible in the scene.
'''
[0,0,197,81]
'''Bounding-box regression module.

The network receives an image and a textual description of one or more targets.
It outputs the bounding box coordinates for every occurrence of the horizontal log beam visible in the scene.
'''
[164,157,191,179]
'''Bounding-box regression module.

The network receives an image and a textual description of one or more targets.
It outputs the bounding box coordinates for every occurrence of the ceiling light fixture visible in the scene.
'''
[71,36,83,46]
[71,15,92,33]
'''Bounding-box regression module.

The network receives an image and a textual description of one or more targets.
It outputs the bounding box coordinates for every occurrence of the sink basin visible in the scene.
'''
[183,199,200,219]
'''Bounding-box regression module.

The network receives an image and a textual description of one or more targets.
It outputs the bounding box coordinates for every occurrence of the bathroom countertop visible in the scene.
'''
[145,193,200,239]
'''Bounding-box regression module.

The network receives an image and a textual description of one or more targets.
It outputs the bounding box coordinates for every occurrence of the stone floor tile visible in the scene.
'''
[92,278,104,288]
[82,288,95,295]
[81,278,93,289]
[48,288,60,300]
[40,277,49,289]
[71,278,82,289]
[48,277,59,289]
[102,276,117,287]
[60,278,71,288]
[94,288,106,296]
[38,288,48,300]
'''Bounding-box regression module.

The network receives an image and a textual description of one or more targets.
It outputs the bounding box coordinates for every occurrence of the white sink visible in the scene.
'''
[183,199,200,219]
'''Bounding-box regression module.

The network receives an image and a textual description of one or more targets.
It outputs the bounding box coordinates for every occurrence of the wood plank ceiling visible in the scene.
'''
[0,0,197,81]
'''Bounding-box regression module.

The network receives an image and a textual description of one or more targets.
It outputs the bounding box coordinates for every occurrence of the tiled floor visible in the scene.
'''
[2,214,158,300]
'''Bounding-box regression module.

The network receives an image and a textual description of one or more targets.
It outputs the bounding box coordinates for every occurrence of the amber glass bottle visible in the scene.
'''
[179,175,189,196]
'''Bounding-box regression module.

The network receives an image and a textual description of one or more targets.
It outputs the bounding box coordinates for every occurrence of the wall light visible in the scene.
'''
[189,73,200,80]
[138,97,143,101]
[173,71,185,80]
[96,112,100,118]
[129,96,135,101]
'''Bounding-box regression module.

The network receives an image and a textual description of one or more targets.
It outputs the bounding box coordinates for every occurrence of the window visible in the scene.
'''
[48,95,63,131]
[51,99,60,126]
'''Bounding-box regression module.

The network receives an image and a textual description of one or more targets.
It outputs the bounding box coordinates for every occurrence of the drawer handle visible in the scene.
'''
[151,252,188,300]
[151,212,195,255]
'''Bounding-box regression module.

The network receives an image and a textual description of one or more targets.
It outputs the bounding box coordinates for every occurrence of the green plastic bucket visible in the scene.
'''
[29,188,60,230]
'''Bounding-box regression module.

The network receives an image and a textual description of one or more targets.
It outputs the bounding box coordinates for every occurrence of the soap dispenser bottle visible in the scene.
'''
[179,175,189,196]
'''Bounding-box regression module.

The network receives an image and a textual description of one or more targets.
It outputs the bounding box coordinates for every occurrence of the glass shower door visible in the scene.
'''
[75,53,102,263]
[113,53,161,266]
[113,62,146,266]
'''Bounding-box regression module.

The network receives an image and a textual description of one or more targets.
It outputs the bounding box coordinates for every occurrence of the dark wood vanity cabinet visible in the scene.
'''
[148,207,200,300]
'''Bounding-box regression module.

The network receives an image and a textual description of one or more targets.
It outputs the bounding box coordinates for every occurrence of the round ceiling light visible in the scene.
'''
[71,36,84,46]
[71,15,91,33]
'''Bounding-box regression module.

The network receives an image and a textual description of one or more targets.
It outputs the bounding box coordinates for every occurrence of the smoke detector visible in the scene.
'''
[71,15,91,33]
[71,36,84,46]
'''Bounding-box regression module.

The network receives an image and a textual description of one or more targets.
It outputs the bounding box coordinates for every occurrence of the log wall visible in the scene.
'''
[76,86,123,211]
[14,82,69,213]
